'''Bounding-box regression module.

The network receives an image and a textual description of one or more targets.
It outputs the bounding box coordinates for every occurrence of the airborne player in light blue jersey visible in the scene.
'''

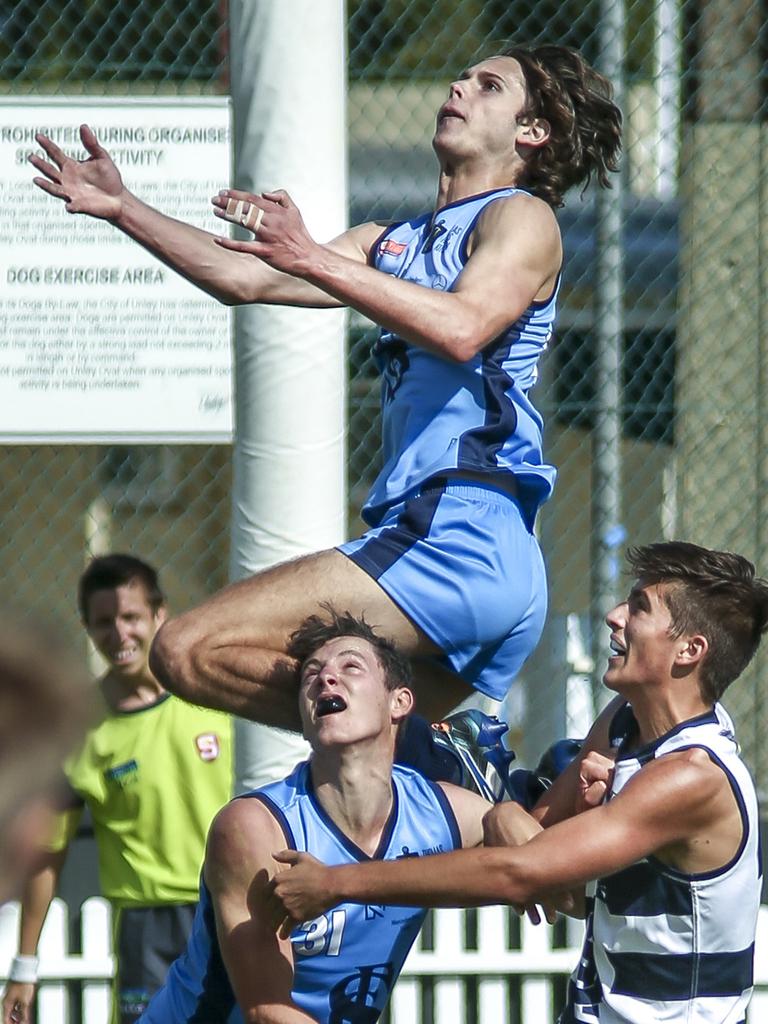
[30,45,621,731]
[340,183,560,703]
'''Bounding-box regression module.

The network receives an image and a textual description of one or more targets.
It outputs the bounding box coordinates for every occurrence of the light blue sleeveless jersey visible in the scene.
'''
[364,187,558,529]
[139,761,461,1024]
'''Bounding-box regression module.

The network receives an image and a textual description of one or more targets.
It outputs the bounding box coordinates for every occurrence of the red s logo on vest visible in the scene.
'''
[195,733,221,761]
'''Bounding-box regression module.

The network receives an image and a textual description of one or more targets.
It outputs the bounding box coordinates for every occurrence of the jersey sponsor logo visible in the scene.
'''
[379,239,407,257]
[395,846,420,859]
[364,905,385,920]
[440,224,463,252]
[374,337,410,403]
[104,759,139,787]
[195,732,221,761]
[421,219,447,254]
[327,961,395,1023]
[394,843,444,858]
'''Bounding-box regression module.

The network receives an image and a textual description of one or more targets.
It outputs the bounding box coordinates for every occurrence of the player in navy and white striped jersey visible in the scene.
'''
[555,699,760,1024]
[138,607,489,1024]
[30,46,621,738]
[269,542,768,1024]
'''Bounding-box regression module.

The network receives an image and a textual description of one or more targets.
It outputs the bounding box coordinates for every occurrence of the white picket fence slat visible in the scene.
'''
[2,898,768,1023]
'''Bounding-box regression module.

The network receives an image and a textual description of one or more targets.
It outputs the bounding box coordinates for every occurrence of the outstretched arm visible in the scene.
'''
[29,124,374,309]
[204,799,318,1024]
[267,749,736,932]
[214,186,562,362]
[32,126,560,361]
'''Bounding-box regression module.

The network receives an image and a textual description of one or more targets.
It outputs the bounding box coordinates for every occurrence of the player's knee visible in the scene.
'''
[149,618,199,699]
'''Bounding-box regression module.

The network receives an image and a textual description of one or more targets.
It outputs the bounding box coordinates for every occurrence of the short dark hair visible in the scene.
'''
[78,554,165,623]
[498,44,622,208]
[627,541,768,702]
[287,605,413,692]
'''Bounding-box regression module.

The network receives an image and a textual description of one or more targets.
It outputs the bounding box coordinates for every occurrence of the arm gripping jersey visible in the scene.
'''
[560,703,760,1024]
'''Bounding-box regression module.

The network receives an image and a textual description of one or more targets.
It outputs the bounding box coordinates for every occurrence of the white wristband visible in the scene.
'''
[8,955,39,984]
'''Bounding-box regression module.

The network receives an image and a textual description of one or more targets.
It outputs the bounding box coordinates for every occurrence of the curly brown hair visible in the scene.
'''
[499,44,622,208]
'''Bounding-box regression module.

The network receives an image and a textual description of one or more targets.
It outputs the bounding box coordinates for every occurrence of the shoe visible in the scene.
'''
[431,709,516,803]
[507,737,583,810]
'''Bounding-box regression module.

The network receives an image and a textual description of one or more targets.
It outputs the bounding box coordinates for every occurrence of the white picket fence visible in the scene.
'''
[2,898,768,1023]
[0,900,113,1024]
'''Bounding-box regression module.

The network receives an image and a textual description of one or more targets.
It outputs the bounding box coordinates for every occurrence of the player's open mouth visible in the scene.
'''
[437,103,464,124]
[609,638,626,658]
[316,695,347,717]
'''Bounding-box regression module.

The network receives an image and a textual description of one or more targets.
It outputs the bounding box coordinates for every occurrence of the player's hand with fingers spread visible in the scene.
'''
[267,849,336,938]
[212,188,322,278]
[577,750,616,813]
[2,982,35,1024]
[29,124,125,221]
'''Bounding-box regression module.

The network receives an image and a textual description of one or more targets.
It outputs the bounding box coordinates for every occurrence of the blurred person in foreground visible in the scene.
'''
[138,608,491,1023]
[0,613,92,904]
[2,555,233,1024]
[29,45,622,752]
[268,543,768,1024]
[0,612,93,1024]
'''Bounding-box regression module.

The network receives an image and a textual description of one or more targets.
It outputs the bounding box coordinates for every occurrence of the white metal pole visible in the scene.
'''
[655,0,681,197]
[228,0,348,791]
[591,0,626,703]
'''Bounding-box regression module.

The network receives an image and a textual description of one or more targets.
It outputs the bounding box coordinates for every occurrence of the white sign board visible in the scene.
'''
[0,98,233,442]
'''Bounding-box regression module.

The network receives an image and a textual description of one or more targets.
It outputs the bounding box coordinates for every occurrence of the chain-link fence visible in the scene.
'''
[1,0,766,789]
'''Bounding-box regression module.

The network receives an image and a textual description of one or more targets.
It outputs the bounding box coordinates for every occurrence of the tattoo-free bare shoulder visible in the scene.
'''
[464,192,562,303]
[204,795,289,890]
[436,782,489,848]
[470,191,560,257]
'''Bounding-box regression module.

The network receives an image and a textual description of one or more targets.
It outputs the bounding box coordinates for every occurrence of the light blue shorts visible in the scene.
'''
[338,477,547,701]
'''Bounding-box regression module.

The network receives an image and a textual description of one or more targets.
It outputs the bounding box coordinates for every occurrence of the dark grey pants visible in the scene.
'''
[114,903,196,1023]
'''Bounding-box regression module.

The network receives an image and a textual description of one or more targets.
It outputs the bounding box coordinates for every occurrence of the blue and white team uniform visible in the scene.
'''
[139,761,462,1024]
[340,187,558,700]
[561,703,760,1024]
